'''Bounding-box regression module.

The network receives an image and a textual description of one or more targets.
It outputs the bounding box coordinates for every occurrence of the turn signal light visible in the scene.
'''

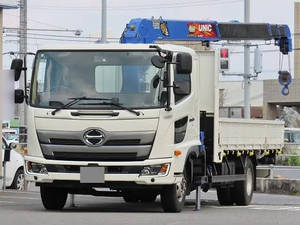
[174,150,182,156]
[160,164,169,173]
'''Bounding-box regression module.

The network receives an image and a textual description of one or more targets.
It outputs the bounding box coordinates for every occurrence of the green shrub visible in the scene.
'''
[276,156,300,166]
[287,156,300,166]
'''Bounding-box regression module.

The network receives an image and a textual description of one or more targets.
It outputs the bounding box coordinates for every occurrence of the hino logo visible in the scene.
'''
[83,129,105,147]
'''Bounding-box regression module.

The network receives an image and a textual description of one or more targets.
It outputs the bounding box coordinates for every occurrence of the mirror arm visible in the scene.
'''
[23,55,28,105]
[165,62,172,112]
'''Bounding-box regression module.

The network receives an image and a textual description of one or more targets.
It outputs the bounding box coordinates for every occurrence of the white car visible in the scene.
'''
[1,137,25,190]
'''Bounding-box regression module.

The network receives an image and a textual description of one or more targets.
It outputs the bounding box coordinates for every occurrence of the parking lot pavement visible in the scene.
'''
[0,189,300,225]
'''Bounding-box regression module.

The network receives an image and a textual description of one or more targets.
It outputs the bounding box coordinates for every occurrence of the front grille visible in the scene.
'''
[48,138,143,146]
[104,139,141,146]
[49,138,85,145]
[45,152,147,161]
[45,165,143,174]
[38,130,155,162]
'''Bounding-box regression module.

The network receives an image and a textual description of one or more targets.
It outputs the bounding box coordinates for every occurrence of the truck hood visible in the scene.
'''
[34,108,159,132]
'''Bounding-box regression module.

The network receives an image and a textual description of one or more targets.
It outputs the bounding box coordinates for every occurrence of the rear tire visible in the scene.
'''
[217,186,234,206]
[232,157,254,205]
[161,176,187,212]
[40,186,68,210]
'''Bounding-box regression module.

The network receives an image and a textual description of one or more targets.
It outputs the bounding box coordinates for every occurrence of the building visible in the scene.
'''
[219,80,263,118]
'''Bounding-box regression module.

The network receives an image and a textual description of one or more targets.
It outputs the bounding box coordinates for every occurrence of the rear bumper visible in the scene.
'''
[24,155,182,186]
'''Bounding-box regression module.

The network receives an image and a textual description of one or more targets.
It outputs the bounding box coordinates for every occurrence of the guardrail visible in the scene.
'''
[257,165,300,179]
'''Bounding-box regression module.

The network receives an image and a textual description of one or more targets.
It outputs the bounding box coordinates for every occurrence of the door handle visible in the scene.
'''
[189,117,195,122]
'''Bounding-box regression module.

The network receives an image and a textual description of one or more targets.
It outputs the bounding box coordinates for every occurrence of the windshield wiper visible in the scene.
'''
[79,101,141,116]
[51,96,111,115]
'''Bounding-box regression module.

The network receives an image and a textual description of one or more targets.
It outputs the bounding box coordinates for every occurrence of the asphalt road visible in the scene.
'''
[0,190,300,225]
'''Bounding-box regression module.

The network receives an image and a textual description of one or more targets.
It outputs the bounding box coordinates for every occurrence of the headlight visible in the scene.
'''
[140,164,169,176]
[27,161,48,174]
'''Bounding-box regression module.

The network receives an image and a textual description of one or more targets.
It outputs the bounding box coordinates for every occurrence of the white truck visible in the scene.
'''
[10,43,283,212]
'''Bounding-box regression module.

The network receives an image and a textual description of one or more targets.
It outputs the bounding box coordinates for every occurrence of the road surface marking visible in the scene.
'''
[0,200,15,204]
[209,204,300,212]
[0,196,39,200]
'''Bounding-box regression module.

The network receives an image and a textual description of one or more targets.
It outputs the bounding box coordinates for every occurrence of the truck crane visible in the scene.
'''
[9,17,292,212]
[121,18,293,95]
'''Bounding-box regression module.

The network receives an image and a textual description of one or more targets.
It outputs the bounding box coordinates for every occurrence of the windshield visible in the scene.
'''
[31,50,165,109]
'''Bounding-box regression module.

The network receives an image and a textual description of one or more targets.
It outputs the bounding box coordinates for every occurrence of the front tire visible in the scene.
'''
[161,176,187,212]
[232,157,254,205]
[40,186,68,210]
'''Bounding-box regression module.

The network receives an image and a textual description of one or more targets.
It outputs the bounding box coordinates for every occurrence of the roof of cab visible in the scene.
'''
[37,43,198,57]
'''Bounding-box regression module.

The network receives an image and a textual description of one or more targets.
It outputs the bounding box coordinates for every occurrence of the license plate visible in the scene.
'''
[80,167,105,183]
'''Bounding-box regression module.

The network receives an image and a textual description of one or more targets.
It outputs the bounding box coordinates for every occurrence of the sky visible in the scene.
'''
[2,0,295,80]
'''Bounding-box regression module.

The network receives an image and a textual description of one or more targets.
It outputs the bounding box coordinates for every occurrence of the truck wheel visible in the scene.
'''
[217,186,234,206]
[11,168,25,190]
[40,186,68,210]
[122,191,139,203]
[233,158,254,205]
[161,176,187,212]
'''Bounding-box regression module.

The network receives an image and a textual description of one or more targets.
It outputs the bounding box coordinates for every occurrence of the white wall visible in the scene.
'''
[219,80,263,107]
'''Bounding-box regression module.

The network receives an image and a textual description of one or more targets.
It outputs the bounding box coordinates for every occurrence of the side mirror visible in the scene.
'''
[151,55,165,69]
[10,59,24,81]
[176,53,192,74]
[15,89,25,104]
[173,80,191,95]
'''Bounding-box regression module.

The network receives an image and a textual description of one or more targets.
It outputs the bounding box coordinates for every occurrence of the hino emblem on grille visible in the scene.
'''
[83,129,105,147]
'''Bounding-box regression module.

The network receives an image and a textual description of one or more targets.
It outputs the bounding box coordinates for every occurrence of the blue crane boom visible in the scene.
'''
[120,18,292,55]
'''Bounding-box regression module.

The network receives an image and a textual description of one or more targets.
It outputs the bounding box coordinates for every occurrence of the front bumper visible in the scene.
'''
[24,156,182,185]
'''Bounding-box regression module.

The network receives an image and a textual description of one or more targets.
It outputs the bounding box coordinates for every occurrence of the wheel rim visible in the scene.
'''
[17,173,25,191]
[246,168,253,196]
[176,177,187,202]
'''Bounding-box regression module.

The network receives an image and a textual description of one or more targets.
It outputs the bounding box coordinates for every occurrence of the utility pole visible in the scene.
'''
[19,0,27,126]
[101,0,107,43]
[244,0,251,119]
[0,7,3,183]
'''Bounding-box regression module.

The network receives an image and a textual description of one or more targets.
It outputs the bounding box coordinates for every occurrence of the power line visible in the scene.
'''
[29,0,243,11]
[5,12,71,30]
[31,0,240,8]
[4,34,118,43]
[4,31,96,40]
[4,27,82,34]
